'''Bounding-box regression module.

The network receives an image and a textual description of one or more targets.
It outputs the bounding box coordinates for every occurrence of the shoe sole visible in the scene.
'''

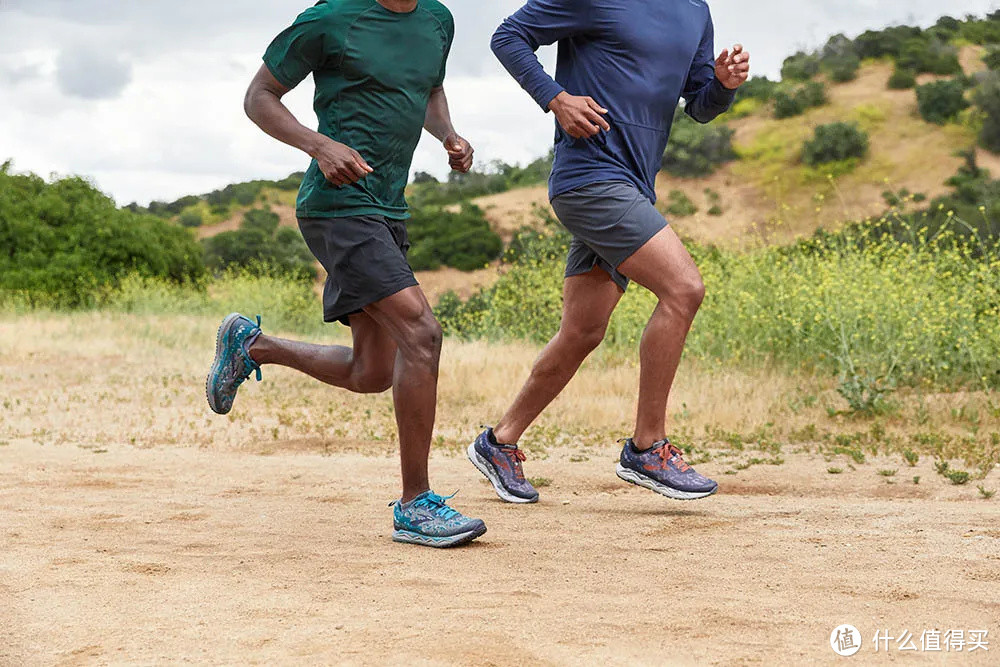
[616,464,718,501]
[392,525,487,548]
[205,312,242,416]
[467,443,538,504]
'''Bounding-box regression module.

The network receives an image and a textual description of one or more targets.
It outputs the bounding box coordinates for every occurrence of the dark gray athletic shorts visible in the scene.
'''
[298,215,419,326]
[550,181,668,291]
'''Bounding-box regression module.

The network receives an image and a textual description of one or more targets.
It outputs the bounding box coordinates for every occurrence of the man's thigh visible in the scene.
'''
[348,311,398,374]
[561,266,624,334]
[617,226,702,300]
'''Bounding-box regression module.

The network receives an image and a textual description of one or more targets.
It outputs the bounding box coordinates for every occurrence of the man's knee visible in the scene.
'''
[560,319,608,355]
[662,275,705,318]
[398,310,442,368]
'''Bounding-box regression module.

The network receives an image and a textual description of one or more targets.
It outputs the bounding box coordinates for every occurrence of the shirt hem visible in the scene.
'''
[296,206,410,221]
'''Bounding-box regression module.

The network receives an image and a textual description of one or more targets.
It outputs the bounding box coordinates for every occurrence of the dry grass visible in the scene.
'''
[3,312,997,476]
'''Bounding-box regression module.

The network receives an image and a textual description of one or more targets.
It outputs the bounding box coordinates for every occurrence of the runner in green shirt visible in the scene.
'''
[205,0,488,548]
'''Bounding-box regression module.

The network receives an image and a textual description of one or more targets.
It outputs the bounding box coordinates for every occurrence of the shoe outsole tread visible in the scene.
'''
[616,464,718,501]
[206,313,242,415]
[467,443,539,504]
[392,525,487,548]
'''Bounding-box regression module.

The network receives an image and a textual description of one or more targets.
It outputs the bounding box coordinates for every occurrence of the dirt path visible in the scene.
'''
[2,440,997,666]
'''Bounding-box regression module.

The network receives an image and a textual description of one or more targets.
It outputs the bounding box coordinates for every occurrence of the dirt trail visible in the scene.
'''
[2,440,997,665]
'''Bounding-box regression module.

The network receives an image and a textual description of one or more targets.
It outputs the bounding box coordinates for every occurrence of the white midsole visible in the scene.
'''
[616,464,717,500]
[467,443,538,504]
[392,528,482,546]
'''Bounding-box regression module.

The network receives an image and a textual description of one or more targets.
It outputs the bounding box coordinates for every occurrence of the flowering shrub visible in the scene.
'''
[437,217,1000,392]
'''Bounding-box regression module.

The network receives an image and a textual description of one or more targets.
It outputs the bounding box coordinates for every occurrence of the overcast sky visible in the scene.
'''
[1,0,998,205]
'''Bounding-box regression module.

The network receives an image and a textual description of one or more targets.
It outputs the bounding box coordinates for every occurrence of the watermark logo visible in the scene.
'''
[831,624,862,657]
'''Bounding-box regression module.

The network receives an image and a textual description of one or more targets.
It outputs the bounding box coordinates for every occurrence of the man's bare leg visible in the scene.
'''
[360,287,442,503]
[493,267,623,445]
[251,287,440,502]
[249,312,397,393]
[617,226,705,450]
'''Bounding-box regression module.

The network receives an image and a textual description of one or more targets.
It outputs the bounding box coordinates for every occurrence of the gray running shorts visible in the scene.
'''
[550,181,668,291]
[298,215,419,326]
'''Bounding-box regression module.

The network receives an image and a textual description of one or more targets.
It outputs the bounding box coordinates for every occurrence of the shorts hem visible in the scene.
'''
[323,277,421,326]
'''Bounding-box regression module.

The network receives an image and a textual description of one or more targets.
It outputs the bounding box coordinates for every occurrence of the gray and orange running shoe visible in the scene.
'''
[617,438,718,500]
[467,427,539,503]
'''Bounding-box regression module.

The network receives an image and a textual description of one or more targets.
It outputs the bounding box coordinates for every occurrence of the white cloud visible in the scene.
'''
[55,47,132,100]
[0,0,997,205]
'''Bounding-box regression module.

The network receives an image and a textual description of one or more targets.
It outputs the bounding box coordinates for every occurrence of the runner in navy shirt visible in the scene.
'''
[468,0,752,505]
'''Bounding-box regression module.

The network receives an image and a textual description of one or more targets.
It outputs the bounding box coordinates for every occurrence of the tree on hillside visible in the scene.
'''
[916,79,970,124]
[202,207,315,280]
[802,123,869,166]
[973,73,1000,152]
[662,109,736,177]
[820,34,861,83]
[0,167,205,306]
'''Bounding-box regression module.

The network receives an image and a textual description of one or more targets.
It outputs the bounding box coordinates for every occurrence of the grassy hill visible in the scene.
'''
[137,14,1000,299]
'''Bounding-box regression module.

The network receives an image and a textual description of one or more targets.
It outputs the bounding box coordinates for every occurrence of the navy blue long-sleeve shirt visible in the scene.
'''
[492,0,736,203]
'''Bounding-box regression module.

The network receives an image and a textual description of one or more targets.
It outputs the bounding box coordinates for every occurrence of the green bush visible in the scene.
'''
[854,26,923,60]
[773,82,827,119]
[802,123,870,166]
[983,48,1000,71]
[899,38,962,76]
[916,79,970,124]
[735,76,780,102]
[664,190,698,217]
[888,68,917,90]
[408,154,552,208]
[0,165,205,307]
[202,207,316,280]
[178,210,204,228]
[781,52,821,81]
[820,35,861,83]
[436,217,1000,391]
[973,73,1000,152]
[407,204,503,271]
[662,110,736,177]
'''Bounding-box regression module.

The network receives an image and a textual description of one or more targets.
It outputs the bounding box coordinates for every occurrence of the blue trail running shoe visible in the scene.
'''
[391,491,487,548]
[467,427,539,503]
[617,438,718,500]
[206,313,263,415]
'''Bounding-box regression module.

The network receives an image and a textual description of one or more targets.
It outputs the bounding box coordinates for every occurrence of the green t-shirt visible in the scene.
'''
[263,0,454,220]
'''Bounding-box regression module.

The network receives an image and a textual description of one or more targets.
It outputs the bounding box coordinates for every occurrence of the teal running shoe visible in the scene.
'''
[391,491,487,548]
[206,313,263,415]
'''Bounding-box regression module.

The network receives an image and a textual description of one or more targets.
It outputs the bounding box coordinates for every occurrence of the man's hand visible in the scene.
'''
[311,136,373,186]
[716,44,751,90]
[548,91,611,139]
[444,133,474,173]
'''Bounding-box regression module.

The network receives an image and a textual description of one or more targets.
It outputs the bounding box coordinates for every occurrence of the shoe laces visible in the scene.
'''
[239,315,263,382]
[500,446,527,479]
[412,491,460,520]
[659,442,690,472]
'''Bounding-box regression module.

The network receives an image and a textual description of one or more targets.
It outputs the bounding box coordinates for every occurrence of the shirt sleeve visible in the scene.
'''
[434,11,456,88]
[682,12,736,124]
[490,0,593,112]
[262,7,334,89]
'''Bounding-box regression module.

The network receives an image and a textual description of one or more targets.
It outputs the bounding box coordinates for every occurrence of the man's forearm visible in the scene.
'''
[424,87,457,142]
[245,87,326,158]
[491,20,564,112]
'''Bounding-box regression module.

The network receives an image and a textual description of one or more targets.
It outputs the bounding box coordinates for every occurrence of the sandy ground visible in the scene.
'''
[2,313,998,665]
[2,440,998,666]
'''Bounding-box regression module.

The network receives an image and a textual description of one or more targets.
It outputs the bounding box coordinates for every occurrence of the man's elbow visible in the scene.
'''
[490,25,508,58]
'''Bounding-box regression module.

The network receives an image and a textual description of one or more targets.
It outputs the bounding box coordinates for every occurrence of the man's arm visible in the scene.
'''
[491,0,609,139]
[682,17,750,124]
[244,65,372,186]
[423,86,473,173]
